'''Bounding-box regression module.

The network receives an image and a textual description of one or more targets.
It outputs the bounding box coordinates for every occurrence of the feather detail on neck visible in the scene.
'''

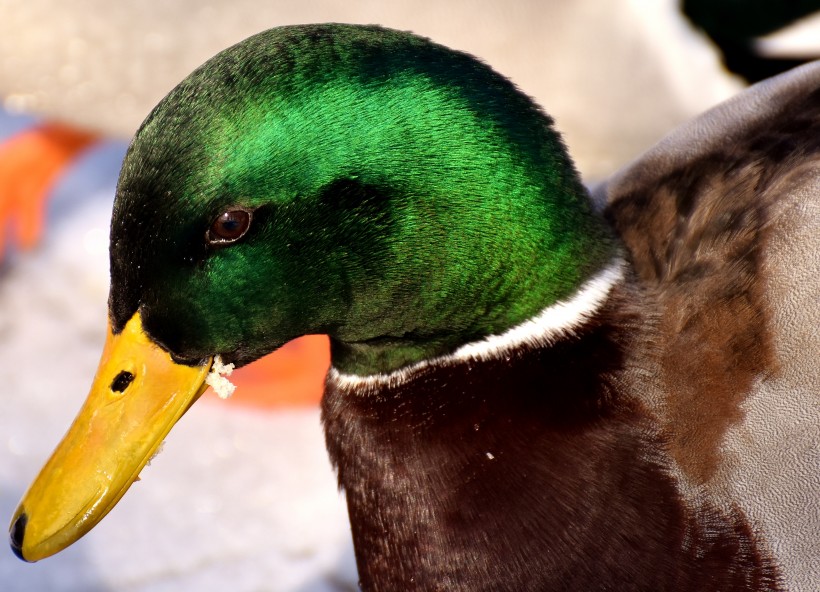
[330,255,627,392]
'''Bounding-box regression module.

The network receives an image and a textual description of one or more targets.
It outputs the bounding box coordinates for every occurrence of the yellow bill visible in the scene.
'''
[9,311,212,562]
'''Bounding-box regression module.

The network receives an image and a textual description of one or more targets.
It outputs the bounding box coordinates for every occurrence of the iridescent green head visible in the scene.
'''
[110,24,616,375]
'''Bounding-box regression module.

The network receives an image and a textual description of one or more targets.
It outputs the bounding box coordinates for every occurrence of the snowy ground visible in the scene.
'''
[0,121,357,591]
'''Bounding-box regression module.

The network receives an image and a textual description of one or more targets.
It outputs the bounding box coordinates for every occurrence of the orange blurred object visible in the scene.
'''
[204,334,331,409]
[0,122,99,259]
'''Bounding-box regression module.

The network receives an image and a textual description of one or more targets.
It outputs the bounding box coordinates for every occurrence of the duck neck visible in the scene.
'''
[330,256,626,388]
[328,188,621,377]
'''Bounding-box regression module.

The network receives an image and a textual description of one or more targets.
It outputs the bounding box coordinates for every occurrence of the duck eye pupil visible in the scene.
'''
[208,209,252,244]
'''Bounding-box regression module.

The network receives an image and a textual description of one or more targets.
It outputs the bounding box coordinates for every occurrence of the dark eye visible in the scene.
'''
[207,208,253,245]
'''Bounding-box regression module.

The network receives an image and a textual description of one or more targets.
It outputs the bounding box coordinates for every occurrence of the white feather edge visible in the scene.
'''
[329,256,627,392]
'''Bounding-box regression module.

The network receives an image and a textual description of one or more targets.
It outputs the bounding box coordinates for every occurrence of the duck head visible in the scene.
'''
[10,24,616,561]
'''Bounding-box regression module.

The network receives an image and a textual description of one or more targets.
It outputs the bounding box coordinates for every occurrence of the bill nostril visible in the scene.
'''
[10,512,28,561]
[111,371,135,393]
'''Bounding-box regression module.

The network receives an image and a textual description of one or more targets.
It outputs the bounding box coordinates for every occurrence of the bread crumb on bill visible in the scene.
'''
[205,355,237,399]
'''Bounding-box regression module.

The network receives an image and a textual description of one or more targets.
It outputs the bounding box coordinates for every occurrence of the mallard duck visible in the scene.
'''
[9,24,819,590]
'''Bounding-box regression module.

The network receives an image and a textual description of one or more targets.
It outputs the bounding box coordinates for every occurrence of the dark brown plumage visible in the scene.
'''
[324,281,782,590]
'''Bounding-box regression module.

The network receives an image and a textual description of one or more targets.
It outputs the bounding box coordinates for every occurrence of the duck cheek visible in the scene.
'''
[137,284,223,361]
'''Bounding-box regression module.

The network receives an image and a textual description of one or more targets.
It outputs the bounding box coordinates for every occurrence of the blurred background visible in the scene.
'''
[0,1,818,590]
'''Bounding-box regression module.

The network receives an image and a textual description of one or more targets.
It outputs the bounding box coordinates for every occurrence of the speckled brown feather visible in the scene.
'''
[604,82,820,485]
[598,61,820,590]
